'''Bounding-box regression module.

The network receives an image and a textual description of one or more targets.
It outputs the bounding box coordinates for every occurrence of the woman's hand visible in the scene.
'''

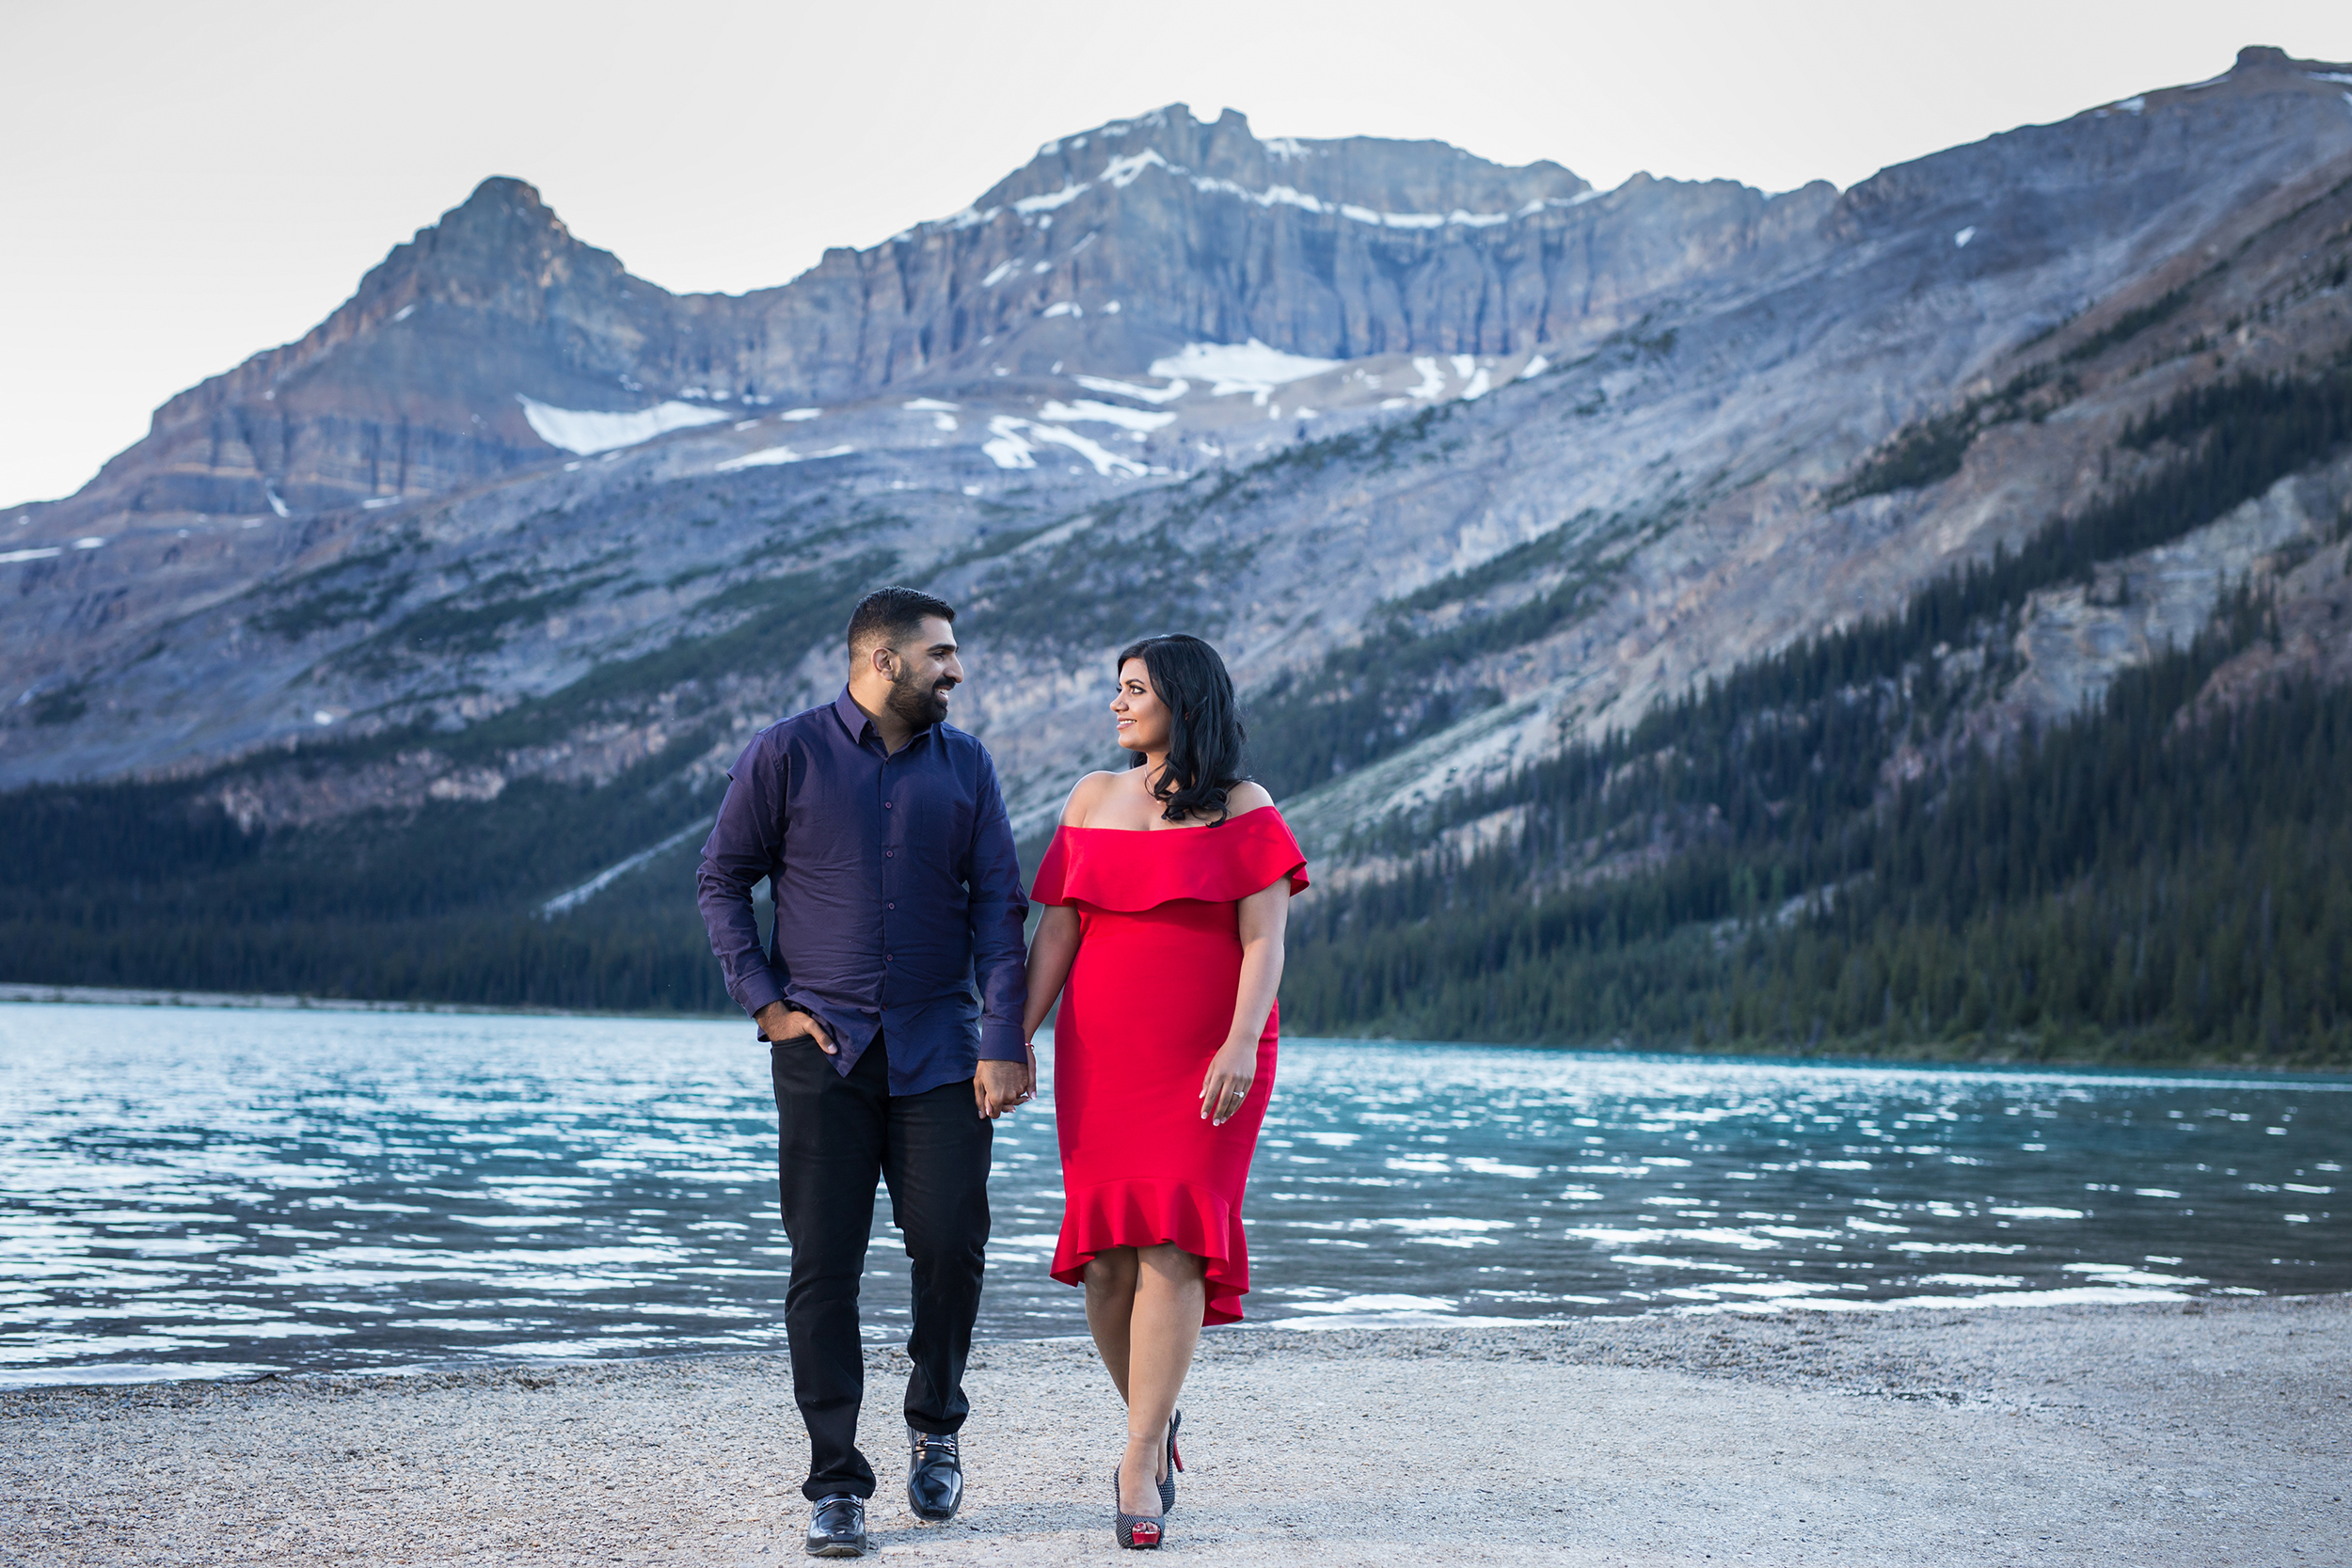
[975,1057,1030,1118]
[1199,1039,1255,1125]
[1208,874,1286,1123]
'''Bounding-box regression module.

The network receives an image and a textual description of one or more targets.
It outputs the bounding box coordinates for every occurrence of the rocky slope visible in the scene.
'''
[5,103,1805,528]
[5,46,2351,1005]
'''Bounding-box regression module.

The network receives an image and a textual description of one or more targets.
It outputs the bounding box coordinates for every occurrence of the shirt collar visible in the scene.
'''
[832,687,939,752]
[832,688,878,746]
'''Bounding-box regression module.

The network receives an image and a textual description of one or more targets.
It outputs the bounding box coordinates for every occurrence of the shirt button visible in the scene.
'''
[887,902,896,910]
[885,848,894,858]
[883,801,893,809]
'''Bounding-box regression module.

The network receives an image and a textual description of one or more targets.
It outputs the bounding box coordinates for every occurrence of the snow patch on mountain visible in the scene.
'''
[984,139,1550,239]
[1039,399,1178,432]
[1148,341,1342,404]
[1073,374,1189,404]
[1028,422,1152,477]
[1014,183,1088,215]
[982,418,1038,470]
[984,416,1152,476]
[715,444,855,471]
[518,397,730,455]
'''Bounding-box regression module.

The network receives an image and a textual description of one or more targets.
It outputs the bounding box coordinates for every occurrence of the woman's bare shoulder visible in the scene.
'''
[1060,770,1127,827]
[1226,781,1276,815]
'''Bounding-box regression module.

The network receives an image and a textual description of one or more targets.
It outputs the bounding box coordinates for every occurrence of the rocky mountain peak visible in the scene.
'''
[437,175,565,239]
[18,48,2350,594]
[411,178,574,275]
[364,175,633,325]
[966,102,1590,231]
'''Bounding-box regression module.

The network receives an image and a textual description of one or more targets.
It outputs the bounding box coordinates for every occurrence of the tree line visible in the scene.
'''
[1279,350,2352,1064]
[4,355,2349,1061]
[1282,605,2352,1063]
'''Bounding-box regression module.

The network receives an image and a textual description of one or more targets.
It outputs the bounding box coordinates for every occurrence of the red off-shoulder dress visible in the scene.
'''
[1031,806,1311,1325]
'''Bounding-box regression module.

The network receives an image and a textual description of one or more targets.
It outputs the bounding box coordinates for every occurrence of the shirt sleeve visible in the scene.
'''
[696,733,788,1022]
[963,748,1031,1061]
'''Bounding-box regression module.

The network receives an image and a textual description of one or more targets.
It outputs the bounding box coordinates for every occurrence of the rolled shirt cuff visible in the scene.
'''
[735,971,787,1029]
[977,1022,1028,1062]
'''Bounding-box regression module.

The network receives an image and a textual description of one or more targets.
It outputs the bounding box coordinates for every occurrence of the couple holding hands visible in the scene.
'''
[696,586,1308,1556]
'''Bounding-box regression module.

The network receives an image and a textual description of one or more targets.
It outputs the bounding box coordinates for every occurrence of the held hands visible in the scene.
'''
[1199,1039,1255,1126]
[762,1000,1036,1122]
[974,1046,1037,1120]
[756,1002,835,1054]
[761,1001,1036,1122]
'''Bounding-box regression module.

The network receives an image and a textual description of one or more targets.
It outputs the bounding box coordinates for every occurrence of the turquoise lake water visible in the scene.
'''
[1,1002,2343,1386]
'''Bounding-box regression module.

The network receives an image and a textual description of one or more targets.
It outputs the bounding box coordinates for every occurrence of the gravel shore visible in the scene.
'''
[4,1296,2344,1566]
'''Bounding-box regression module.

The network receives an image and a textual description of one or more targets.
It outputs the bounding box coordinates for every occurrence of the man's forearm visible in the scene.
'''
[977,975,1027,1060]
[726,949,787,1020]
[966,767,1029,1059]
[969,892,1029,1059]
[698,741,789,1022]
[696,878,784,1019]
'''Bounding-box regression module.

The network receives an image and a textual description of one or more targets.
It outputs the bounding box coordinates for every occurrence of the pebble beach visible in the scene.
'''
[5,1295,2344,1566]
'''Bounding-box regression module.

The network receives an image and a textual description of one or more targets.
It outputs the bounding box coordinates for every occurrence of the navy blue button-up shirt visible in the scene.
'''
[695,689,1030,1096]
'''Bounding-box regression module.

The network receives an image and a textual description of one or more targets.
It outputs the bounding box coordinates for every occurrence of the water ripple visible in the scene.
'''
[0,1004,2343,1384]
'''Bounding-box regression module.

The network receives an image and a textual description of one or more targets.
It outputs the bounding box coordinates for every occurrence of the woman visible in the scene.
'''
[1021,633,1308,1550]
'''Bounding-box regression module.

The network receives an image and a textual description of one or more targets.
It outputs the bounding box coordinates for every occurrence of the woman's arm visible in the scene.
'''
[1018,772,1114,1071]
[1200,877,1290,1125]
[1022,905,1081,1045]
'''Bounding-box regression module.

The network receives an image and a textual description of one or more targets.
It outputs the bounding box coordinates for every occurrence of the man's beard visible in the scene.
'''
[886,664,952,728]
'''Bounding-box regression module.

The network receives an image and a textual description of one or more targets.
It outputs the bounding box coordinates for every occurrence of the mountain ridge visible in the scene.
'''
[7,103,1840,531]
[6,45,2352,1059]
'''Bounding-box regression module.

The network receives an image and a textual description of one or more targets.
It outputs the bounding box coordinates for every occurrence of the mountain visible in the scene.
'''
[6,46,2351,1063]
[1,99,1831,787]
[11,107,1761,524]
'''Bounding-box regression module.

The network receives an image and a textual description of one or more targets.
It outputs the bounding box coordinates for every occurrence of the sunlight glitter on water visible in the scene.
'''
[0,1004,2342,1385]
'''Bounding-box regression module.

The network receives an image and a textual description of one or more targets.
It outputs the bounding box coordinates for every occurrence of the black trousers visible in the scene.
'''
[771,1032,993,1501]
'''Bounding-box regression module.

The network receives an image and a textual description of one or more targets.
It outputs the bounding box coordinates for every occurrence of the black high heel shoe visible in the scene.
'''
[1157,1410,1184,1513]
[1114,1473,1164,1549]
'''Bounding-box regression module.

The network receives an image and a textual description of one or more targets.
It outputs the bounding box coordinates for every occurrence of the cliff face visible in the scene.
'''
[72,180,665,516]
[5,48,2351,896]
[15,106,1836,530]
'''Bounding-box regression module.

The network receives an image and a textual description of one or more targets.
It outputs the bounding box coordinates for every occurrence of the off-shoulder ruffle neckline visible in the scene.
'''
[1032,806,1308,911]
[1058,803,1283,835]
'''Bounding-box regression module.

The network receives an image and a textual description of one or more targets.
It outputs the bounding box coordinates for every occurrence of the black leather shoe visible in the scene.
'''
[906,1425,963,1522]
[804,1495,867,1558]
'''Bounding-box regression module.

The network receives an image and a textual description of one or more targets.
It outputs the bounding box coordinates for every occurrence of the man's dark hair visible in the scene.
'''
[846,586,956,666]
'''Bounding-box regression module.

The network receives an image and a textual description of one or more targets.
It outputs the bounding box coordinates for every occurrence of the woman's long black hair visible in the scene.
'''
[1119,633,1248,824]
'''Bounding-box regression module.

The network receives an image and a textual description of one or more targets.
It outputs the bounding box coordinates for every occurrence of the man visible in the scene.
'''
[696,586,1033,1559]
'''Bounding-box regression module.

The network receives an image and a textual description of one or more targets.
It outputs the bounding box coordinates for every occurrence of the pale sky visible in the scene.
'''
[4,0,2346,507]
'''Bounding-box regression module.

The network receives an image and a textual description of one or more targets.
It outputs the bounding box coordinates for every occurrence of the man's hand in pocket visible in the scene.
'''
[756,1003,836,1055]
